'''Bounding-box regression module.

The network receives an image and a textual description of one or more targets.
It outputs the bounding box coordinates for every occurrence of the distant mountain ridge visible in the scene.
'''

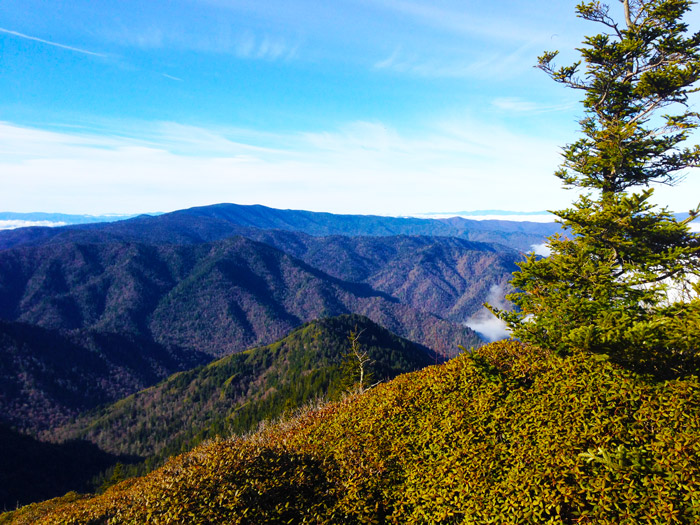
[0,202,559,252]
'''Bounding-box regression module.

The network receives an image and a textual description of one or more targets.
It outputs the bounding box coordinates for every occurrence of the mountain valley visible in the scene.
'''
[0,203,539,507]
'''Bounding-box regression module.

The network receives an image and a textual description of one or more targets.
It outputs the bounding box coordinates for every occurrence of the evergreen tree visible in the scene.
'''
[492,0,700,375]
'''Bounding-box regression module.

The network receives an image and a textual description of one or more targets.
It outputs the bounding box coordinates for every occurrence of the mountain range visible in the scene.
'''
[0,202,553,508]
[0,202,559,252]
[0,235,484,434]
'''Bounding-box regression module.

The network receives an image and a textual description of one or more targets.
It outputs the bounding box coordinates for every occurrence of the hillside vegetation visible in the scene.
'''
[50,315,434,460]
[1,315,432,509]
[6,340,699,524]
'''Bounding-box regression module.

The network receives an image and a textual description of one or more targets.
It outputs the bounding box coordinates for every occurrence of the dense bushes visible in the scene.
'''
[4,340,699,523]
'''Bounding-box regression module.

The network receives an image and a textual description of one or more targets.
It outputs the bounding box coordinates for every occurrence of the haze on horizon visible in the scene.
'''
[2,1,700,216]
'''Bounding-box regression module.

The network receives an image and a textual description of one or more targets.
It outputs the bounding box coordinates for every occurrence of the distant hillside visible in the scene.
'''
[0,221,521,324]
[51,315,434,459]
[0,320,207,433]
[0,203,559,252]
[0,238,478,433]
[241,231,520,322]
[9,340,699,524]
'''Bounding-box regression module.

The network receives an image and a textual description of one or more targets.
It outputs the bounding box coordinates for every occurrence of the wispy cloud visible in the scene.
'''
[464,284,511,342]
[375,47,402,69]
[162,73,183,82]
[374,42,542,79]
[102,23,299,61]
[366,0,562,43]
[0,28,105,57]
[234,33,297,60]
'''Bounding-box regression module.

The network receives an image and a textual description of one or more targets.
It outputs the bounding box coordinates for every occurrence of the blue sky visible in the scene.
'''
[1,0,699,216]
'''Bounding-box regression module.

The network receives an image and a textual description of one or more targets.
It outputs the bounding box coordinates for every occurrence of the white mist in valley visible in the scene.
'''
[464,283,511,342]
[530,243,551,257]
[0,220,67,230]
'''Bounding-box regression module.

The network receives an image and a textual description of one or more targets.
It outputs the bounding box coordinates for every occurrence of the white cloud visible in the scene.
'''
[464,283,511,342]
[0,117,570,215]
[2,110,698,218]
[530,243,552,257]
[0,220,67,230]
[466,214,555,223]
[465,315,510,343]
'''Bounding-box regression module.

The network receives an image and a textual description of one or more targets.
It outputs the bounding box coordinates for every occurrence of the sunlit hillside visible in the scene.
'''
[5,340,698,524]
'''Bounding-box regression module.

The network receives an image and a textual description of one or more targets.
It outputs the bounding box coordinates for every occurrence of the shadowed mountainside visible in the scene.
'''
[0,425,135,511]
[0,320,208,433]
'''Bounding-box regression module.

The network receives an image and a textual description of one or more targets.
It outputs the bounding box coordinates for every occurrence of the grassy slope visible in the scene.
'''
[6,340,699,524]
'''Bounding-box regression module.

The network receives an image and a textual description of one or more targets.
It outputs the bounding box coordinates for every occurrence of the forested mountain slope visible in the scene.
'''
[50,315,434,459]
[0,225,520,324]
[0,236,477,357]
[0,237,478,433]
[0,315,434,510]
[241,231,520,321]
